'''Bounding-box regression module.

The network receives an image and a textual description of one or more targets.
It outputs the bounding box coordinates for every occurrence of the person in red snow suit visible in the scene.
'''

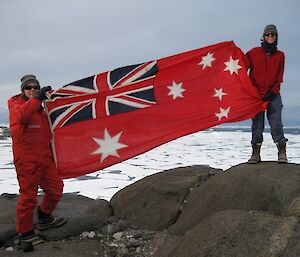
[8,75,66,250]
[246,24,288,164]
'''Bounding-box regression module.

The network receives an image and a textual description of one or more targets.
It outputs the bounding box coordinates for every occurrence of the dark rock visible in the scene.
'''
[142,232,155,241]
[116,219,129,231]
[0,193,113,245]
[1,239,104,257]
[0,194,18,246]
[128,224,139,230]
[111,165,217,231]
[126,238,140,248]
[102,224,117,235]
[106,215,119,224]
[107,246,117,257]
[170,162,300,235]
[0,225,16,248]
[1,193,18,200]
[154,209,300,257]
[84,198,113,217]
[133,233,142,239]
[39,194,112,240]
[281,222,300,256]
[127,246,136,254]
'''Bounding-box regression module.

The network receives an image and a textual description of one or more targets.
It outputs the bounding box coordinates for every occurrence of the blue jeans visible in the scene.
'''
[251,93,288,144]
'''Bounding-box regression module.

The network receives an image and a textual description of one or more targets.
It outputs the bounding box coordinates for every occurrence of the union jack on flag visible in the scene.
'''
[46,61,158,130]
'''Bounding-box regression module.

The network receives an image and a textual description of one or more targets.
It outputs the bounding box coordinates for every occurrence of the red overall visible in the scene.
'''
[8,95,63,234]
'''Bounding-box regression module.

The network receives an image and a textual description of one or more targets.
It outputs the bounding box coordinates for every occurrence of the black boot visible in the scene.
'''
[37,206,67,231]
[17,230,44,252]
[248,144,261,164]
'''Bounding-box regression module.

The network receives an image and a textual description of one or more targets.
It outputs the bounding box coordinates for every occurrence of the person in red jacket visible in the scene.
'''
[246,24,288,164]
[8,75,66,251]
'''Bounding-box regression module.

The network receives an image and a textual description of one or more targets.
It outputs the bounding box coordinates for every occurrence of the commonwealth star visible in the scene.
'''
[198,52,216,70]
[92,128,128,162]
[224,56,242,75]
[167,81,185,100]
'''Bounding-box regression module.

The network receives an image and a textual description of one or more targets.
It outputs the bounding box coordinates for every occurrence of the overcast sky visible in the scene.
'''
[0,0,299,124]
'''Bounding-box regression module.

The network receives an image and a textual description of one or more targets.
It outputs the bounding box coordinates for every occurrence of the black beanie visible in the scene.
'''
[20,75,40,91]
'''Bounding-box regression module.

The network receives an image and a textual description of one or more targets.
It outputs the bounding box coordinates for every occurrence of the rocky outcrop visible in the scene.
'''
[0,194,18,246]
[0,193,112,245]
[111,165,218,231]
[1,162,300,257]
[38,194,112,241]
[154,210,300,257]
[170,162,300,235]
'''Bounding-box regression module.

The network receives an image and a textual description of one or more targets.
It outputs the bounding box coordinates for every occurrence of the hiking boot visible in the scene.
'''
[37,206,67,231]
[16,230,44,252]
[277,142,288,163]
[248,144,261,164]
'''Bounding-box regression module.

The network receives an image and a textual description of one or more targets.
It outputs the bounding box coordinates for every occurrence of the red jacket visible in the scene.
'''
[8,95,52,160]
[246,47,285,97]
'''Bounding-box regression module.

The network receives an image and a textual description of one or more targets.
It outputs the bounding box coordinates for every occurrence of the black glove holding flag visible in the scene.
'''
[37,86,52,101]
[262,89,277,101]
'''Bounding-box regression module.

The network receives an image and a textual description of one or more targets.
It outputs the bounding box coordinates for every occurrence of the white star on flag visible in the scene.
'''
[224,56,242,75]
[167,81,186,100]
[215,107,231,121]
[198,52,216,70]
[213,88,227,101]
[92,128,127,162]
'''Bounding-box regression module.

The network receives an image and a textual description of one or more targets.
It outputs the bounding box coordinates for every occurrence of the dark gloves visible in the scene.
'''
[37,86,52,101]
[262,90,277,101]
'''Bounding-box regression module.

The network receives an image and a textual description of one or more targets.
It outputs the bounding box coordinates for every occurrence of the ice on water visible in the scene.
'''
[1,128,299,201]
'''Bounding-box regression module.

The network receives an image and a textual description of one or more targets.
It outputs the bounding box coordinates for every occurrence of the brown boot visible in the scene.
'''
[248,144,261,164]
[277,142,288,163]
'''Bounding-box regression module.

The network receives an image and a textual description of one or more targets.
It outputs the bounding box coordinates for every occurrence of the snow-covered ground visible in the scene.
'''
[1,127,299,201]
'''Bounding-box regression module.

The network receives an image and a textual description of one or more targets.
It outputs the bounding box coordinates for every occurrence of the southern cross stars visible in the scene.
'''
[215,107,231,121]
[224,56,242,75]
[167,81,185,100]
[213,88,227,101]
[199,52,216,70]
[92,128,127,162]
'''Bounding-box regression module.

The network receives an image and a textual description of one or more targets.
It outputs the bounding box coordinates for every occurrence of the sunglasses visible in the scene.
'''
[265,32,275,37]
[24,85,39,90]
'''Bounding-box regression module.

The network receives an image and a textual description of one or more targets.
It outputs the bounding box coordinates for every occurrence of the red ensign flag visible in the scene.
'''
[45,41,267,178]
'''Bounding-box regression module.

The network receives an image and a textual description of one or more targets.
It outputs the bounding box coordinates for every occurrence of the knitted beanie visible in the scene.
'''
[20,75,40,91]
[263,24,278,37]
